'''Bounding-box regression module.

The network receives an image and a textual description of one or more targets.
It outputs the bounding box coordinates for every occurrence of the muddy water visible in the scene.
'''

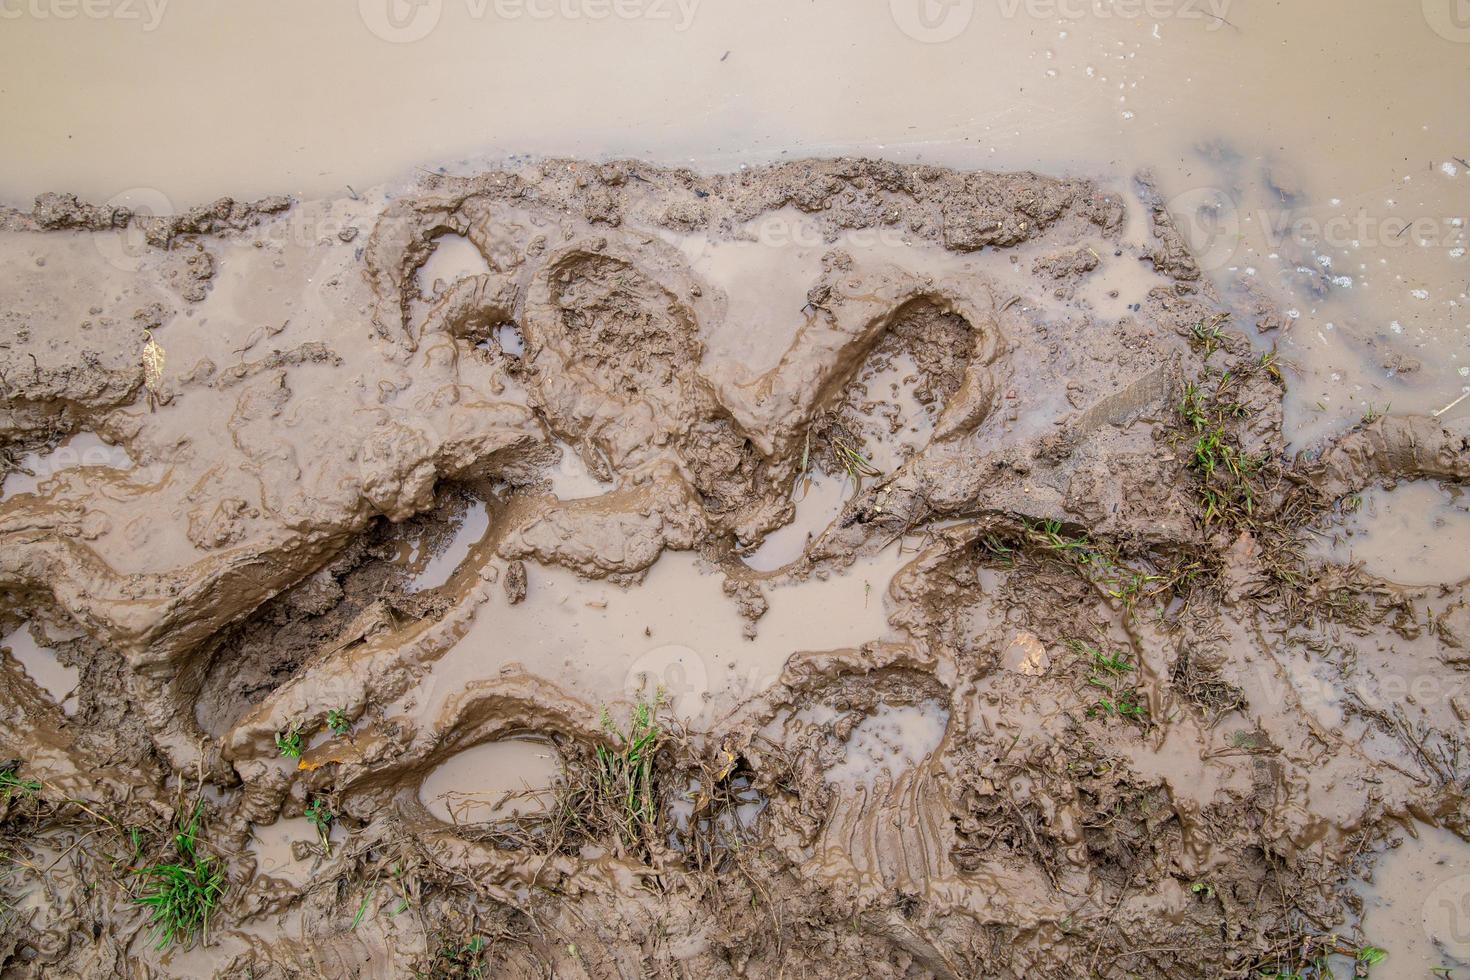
[247,817,317,888]
[0,431,133,499]
[825,700,950,788]
[1,624,78,715]
[1319,481,1470,587]
[745,473,849,572]
[1357,825,1470,974]
[406,499,490,592]
[394,545,908,728]
[418,738,560,825]
[2,1,1466,450]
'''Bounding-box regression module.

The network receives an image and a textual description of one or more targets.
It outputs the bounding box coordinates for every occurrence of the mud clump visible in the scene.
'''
[0,158,1466,978]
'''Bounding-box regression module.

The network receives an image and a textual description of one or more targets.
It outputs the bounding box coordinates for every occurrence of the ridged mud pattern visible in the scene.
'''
[0,159,1467,978]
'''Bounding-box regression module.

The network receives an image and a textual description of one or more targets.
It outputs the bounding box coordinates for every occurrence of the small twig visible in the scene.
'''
[1431,390,1469,419]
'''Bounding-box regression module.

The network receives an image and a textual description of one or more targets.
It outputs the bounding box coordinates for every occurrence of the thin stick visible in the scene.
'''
[1431,389,1469,419]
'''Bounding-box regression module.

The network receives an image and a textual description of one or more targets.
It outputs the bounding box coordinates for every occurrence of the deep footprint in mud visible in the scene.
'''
[0,159,1467,979]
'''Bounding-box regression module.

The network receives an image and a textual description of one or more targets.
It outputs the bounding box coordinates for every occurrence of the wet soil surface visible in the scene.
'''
[0,159,1467,978]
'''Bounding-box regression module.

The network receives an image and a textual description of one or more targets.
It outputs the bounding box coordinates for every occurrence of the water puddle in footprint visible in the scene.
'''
[666,215,1028,385]
[417,234,490,299]
[824,700,949,788]
[418,738,559,826]
[1355,824,1470,974]
[247,817,316,887]
[406,499,490,593]
[407,233,492,328]
[811,296,983,482]
[1316,482,1470,586]
[397,544,910,730]
[546,443,613,501]
[844,349,939,474]
[744,471,850,572]
[1,624,79,716]
[1,432,133,499]
[473,322,527,360]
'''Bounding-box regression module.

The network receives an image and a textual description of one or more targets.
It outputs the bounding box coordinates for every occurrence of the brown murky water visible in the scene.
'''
[0,4,1468,978]
[2,0,1466,446]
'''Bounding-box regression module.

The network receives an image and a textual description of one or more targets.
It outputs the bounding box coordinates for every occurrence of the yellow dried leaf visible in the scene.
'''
[142,331,165,393]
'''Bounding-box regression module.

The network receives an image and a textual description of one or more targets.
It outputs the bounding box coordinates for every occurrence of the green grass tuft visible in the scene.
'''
[305,797,334,854]
[1070,641,1148,724]
[130,802,225,950]
[595,698,663,852]
[0,766,41,803]
[1189,313,1230,357]
[831,436,882,486]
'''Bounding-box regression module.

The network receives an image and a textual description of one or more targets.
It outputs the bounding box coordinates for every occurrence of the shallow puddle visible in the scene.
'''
[400,545,909,729]
[406,499,491,593]
[1,432,133,499]
[825,700,949,788]
[1319,482,1470,586]
[418,738,560,826]
[845,349,938,473]
[247,817,317,888]
[743,472,850,572]
[411,232,493,327]
[1356,824,1470,973]
[1,624,79,715]
[546,443,613,501]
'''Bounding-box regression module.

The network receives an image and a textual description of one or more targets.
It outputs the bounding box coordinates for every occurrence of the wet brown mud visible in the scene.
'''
[0,159,1467,978]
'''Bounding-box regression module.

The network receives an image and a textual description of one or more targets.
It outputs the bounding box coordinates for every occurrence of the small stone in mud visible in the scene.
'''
[1001,631,1050,676]
[1380,349,1421,375]
[132,302,174,331]
[338,227,359,243]
[503,560,527,605]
